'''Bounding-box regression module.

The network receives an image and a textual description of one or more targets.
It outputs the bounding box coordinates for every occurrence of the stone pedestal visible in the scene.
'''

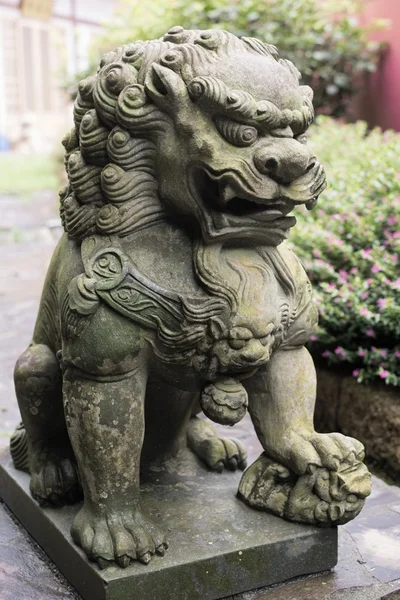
[0,449,337,600]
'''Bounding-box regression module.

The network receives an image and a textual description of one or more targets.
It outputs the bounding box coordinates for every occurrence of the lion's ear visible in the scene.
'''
[145,63,189,111]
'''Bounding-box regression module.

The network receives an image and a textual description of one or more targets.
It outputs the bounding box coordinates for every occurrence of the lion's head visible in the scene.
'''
[61,27,326,246]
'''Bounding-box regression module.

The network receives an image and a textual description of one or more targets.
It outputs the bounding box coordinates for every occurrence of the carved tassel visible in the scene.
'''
[200,377,248,426]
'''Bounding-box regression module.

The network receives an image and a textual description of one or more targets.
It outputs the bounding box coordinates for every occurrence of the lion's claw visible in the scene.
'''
[139,552,152,565]
[200,437,247,472]
[98,558,112,570]
[71,505,167,567]
[117,554,131,568]
[156,542,169,556]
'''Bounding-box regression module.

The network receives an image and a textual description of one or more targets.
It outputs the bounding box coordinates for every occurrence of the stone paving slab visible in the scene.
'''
[1,192,400,600]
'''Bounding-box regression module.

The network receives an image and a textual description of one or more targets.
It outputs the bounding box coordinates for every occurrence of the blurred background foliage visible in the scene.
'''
[70,0,386,118]
[292,118,400,386]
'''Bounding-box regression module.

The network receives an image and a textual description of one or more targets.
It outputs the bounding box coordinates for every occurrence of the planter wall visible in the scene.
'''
[315,368,400,481]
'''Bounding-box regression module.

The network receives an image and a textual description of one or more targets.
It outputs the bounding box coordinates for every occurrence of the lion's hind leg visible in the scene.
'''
[187,415,247,472]
[13,343,81,505]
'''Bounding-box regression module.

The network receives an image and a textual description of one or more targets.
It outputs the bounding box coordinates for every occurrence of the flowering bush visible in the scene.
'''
[292,117,400,386]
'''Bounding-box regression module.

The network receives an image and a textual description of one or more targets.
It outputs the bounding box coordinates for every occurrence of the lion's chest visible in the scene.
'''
[76,227,303,381]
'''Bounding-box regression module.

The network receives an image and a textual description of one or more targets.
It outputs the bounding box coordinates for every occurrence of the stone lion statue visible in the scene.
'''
[11,27,371,569]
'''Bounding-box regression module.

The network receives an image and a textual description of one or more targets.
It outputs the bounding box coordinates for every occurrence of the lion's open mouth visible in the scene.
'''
[196,168,296,222]
[188,164,325,244]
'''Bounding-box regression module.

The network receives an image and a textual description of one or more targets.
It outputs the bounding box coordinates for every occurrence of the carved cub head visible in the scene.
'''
[61,27,326,246]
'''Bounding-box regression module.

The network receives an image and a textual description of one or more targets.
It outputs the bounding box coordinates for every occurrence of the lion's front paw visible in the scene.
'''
[71,504,168,568]
[29,446,82,506]
[272,430,365,476]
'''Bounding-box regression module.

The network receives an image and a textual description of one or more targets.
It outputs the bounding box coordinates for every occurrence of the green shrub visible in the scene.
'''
[292,117,400,386]
[75,0,384,117]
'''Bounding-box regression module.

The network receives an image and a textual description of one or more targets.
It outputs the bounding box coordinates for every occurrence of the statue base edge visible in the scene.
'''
[0,449,337,600]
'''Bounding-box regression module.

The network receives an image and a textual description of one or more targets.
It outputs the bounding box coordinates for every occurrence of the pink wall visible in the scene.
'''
[358,0,400,131]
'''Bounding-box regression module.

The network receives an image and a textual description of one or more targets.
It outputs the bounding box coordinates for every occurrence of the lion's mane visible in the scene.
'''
[60,27,314,241]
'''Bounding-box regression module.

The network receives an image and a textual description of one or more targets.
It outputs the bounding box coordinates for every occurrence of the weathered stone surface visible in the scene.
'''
[315,368,400,480]
[0,449,337,600]
[2,192,399,600]
[6,27,370,575]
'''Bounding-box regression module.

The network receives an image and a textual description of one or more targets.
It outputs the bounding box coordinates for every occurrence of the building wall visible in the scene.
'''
[358,0,400,131]
[0,0,116,152]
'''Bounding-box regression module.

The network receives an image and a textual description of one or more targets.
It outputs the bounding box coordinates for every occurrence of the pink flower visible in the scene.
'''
[361,249,372,259]
[310,334,318,341]
[360,292,368,300]
[371,263,382,273]
[322,350,330,358]
[352,370,360,377]
[334,346,346,358]
[380,349,388,357]
[393,279,400,289]
[366,328,375,337]
[327,283,335,291]
[359,307,369,316]
[377,298,387,308]
[379,368,389,379]
[387,216,397,226]
[312,249,321,258]
[338,269,348,280]
[358,348,367,357]
[395,350,400,359]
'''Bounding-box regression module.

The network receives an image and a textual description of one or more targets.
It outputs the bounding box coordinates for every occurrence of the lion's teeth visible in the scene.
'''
[220,183,236,204]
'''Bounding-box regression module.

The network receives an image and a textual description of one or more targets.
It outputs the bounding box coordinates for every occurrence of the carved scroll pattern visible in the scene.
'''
[63,235,227,365]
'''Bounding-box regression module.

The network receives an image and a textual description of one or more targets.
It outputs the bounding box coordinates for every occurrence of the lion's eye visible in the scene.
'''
[214,116,258,147]
[295,134,307,145]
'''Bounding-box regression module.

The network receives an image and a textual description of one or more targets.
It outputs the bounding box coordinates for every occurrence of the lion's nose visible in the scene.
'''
[254,140,316,184]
